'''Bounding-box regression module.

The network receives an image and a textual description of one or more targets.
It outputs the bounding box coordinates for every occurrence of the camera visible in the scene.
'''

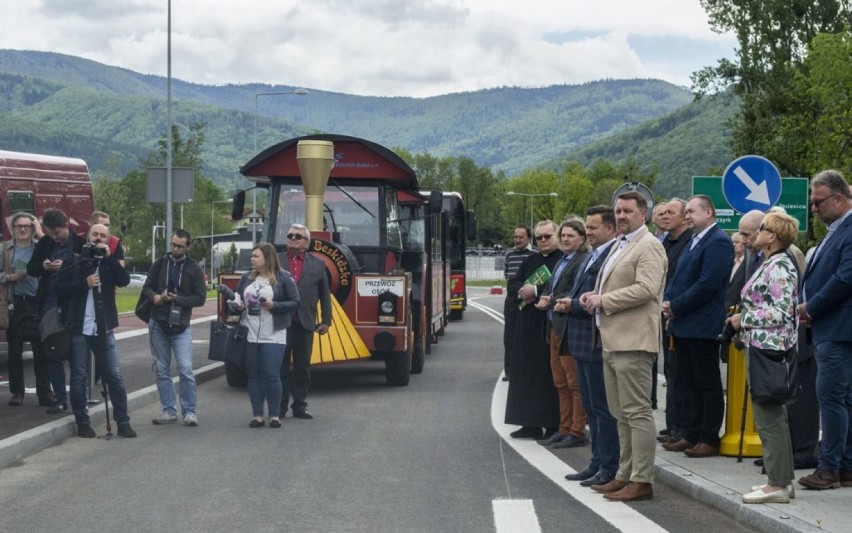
[82,243,107,259]
[247,303,261,316]
[168,303,182,326]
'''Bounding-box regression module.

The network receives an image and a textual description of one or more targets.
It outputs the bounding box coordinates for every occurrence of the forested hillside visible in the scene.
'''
[0,50,698,188]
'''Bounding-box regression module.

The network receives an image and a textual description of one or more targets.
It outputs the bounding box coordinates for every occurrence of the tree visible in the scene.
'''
[693,0,851,173]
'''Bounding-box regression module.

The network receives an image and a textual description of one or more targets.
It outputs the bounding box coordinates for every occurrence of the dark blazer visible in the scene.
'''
[55,254,129,334]
[665,224,734,339]
[544,251,587,341]
[725,249,753,309]
[27,231,85,312]
[801,214,852,343]
[281,252,332,328]
[562,242,615,362]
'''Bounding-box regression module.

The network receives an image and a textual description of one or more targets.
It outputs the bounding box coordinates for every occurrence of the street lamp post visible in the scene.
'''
[506,191,558,229]
[211,199,233,284]
[252,88,309,245]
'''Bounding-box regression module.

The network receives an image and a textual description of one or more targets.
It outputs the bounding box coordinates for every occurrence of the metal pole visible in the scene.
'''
[210,205,215,284]
[165,0,174,239]
[529,197,534,230]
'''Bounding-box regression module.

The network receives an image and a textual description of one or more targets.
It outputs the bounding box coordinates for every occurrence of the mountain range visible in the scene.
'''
[0,49,733,196]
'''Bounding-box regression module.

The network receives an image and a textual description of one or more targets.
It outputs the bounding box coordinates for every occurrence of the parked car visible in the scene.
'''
[128,274,147,288]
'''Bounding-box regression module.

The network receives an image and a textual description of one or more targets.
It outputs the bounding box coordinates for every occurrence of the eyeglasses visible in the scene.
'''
[13,224,32,230]
[534,234,553,241]
[757,224,775,234]
[286,233,307,241]
[810,194,839,208]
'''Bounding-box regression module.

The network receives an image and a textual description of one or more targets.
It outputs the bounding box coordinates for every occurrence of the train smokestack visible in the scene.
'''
[297,140,334,232]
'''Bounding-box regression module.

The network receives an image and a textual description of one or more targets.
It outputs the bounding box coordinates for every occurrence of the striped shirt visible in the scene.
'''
[504,248,536,280]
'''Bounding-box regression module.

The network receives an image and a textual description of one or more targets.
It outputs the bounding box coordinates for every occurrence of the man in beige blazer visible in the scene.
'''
[580,190,667,502]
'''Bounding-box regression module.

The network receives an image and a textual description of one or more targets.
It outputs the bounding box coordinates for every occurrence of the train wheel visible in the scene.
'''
[225,360,247,388]
[384,348,411,386]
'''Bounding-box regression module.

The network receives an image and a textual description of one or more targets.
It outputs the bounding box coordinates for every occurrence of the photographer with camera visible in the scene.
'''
[54,223,136,438]
[232,242,299,428]
[142,229,207,427]
[27,208,86,415]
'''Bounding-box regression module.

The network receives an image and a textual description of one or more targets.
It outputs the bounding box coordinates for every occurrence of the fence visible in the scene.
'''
[465,248,504,281]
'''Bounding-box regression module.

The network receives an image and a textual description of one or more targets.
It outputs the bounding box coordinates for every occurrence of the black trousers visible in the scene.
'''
[675,336,725,447]
[6,299,51,400]
[280,321,314,413]
[503,297,519,377]
[788,356,820,464]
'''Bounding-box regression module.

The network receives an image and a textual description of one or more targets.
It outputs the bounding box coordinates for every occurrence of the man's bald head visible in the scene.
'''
[738,210,764,251]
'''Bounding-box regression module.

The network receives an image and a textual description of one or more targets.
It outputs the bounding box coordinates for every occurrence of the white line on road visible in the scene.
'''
[492,499,542,533]
[472,296,669,533]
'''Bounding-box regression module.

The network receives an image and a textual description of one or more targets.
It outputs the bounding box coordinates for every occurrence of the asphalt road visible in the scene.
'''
[0,290,755,532]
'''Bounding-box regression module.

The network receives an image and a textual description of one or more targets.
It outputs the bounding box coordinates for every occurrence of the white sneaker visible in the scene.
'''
[183,413,199,427]
[742,486,790,504]
[750,483,795,499]
[152,412,178,425]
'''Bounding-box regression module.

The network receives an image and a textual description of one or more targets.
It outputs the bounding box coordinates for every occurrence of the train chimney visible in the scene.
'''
[297,140,335,232]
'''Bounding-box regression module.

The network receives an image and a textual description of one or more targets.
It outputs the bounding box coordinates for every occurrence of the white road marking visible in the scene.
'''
[472,296,669,533]
[492,499,542,533]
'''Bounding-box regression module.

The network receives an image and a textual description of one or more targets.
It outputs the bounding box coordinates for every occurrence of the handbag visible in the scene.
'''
[208,321,248,369]
[748,345,800,405]
[134,292,151,323]
[39,306,72,361]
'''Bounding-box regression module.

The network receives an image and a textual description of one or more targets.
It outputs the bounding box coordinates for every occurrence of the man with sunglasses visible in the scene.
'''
[798,170,852,491]
[142,229,207,427]
[280,224,331,420]
[505,220,563,440]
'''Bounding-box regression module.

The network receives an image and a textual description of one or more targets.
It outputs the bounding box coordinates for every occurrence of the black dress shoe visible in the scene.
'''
[269,419,282,428]
[581,472,615,487]
[564,467,597,481]
[509,426,543,439]
[249,419,265,428]
[117,423,137,438]
[754,458,764,467]
[292,409,314,420]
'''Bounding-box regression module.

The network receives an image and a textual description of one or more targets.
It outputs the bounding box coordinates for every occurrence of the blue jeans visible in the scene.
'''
[576,359,620,476]
[69,333,129,426]
[246,342,285,417]
[814,341,852,472]
[149,321,196,416]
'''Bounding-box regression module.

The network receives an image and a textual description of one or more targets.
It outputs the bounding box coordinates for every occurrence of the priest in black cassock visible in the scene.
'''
[505,220,563,439]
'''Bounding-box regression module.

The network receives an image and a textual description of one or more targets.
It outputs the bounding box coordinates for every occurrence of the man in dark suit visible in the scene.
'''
[536,218,588,448]
[557,205,619,487]
[797,170,852,490]
[280,223,332,420]
[662,195,734,458]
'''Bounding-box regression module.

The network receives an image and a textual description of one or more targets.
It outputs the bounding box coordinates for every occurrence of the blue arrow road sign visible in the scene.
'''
[722,155,782,214]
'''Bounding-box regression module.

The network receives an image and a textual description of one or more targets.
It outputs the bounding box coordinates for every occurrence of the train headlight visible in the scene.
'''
[378,291,397,324]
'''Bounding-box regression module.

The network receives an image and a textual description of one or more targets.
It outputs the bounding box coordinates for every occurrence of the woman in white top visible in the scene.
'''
[234,243,299,428]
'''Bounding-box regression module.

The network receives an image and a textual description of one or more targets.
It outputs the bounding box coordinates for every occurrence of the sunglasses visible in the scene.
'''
[809,194,839,208]
[535,234,553,241]
[287,233,308,241]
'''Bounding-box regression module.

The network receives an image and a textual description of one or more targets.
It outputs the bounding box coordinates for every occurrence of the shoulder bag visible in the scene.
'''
[747,255,801,406]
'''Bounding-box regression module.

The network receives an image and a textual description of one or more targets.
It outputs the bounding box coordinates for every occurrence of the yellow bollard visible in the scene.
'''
[720,343,763,457]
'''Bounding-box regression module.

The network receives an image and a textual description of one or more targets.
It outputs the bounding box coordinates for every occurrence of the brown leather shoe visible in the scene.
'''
[798,468,840,490]
[590,478,628,494]
[684,442,720,458]
[662,438,695,452]
[603,481,653,501]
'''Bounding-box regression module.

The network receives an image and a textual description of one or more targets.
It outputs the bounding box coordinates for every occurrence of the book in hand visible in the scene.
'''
[519,264,552,310]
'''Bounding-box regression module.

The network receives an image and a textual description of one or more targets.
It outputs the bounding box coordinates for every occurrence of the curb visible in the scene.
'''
[654,456,823,533]
[0,362,225,470]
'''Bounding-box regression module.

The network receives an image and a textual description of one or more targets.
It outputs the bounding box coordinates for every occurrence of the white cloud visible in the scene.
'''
[0,0,735,96]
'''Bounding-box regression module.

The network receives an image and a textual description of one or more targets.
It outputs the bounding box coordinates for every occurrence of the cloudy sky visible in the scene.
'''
[1,0,736,97]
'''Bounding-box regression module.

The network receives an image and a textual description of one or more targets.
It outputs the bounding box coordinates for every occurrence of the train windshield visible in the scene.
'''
[272,183,401,248]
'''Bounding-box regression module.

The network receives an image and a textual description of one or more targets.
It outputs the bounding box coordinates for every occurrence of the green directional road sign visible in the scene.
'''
[692,176,809,232]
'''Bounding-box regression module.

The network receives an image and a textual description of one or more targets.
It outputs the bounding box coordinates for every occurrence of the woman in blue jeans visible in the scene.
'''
[233,243,299,428]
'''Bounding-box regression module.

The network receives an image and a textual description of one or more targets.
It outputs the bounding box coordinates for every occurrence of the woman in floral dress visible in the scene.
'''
[727,211,800,504]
